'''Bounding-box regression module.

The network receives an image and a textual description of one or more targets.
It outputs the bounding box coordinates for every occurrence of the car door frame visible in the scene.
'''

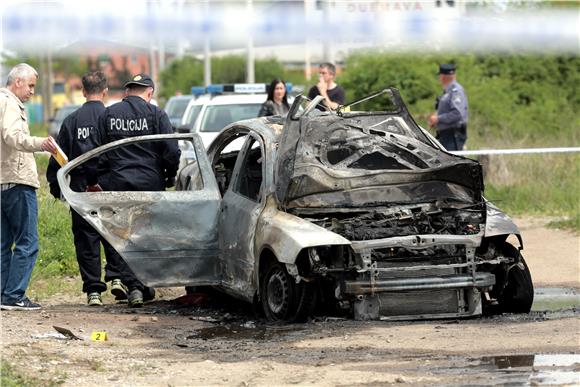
[205,127,268,301]
[57,133,223,288]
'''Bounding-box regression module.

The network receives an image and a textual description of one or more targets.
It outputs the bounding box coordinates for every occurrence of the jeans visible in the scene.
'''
[1,185,39,304]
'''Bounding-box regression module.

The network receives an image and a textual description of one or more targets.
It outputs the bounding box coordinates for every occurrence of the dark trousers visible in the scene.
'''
[437,128,467,151]
[107,179,161,293]
[71,209,141,293]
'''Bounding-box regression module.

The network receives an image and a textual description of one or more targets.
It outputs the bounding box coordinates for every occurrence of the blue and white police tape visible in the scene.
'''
[451,147,580,156]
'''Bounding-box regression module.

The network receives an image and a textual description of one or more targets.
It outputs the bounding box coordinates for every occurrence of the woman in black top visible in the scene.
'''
[258,78,289,117]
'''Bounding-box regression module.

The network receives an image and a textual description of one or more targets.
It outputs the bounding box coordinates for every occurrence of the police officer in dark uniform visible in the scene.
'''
[428,64,469,151]
[46,71,128,306]
[87,73,180,307]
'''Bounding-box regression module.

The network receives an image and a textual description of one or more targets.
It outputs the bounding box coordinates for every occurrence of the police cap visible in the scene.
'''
[124,74,154,89]
[439,64,456,75]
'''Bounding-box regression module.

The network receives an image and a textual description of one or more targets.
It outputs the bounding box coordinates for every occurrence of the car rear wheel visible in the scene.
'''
[261,262,317,323]
[497,242,534,314]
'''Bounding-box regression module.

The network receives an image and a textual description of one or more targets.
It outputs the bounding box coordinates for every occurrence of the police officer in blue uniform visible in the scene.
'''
[87,73,180,307]
[46,71,128,306]
[428,64,469,151]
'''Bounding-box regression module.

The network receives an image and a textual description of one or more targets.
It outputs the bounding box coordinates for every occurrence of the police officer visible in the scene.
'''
[46,71,128,306]
[87,73,180,307]
[428,64,469,151]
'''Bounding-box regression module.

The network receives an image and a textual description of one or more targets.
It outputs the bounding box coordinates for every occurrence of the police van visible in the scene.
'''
[177,83,292,161]
[164,94,195,129]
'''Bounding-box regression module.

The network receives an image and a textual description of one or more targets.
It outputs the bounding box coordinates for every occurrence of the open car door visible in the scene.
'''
[57,134,221,287]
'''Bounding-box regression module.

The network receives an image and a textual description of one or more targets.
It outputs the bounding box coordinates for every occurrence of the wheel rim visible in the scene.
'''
[266,268,290,316]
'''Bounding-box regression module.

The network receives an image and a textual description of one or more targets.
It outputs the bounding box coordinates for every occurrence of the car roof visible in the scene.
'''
[187,95,211,106]
[208,116,284,152]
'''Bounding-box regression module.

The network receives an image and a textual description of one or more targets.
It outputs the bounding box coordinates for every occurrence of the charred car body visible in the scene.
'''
[57,88,533,322]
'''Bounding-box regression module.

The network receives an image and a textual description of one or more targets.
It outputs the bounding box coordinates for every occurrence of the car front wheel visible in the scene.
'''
[496,242,534,314]
[261,262,317,323]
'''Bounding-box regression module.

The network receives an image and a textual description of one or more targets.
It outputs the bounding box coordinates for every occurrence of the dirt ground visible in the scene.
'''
[1,216,579,386]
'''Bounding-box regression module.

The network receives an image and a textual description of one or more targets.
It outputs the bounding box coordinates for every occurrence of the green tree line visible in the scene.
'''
[161,53,579,147]
[340,53,579,148]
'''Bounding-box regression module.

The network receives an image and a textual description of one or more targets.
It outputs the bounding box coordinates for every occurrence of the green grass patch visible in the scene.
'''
[547,216,580,230]
[481,153,579,231]
[1,361,63,386]
[29,122,48,137]
[30,154,79,297]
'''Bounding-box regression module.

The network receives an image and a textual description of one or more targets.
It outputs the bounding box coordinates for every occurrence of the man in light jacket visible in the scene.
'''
[1,63,57,310]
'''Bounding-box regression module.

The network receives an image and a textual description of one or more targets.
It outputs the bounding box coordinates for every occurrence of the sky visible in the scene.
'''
[1,1,578,57]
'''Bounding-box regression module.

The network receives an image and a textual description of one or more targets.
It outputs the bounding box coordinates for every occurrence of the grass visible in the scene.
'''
[467,133,580,231]
[482,154,579,213]
[29,122,48,137]
[29,153,80,299]
[1,361,64,386]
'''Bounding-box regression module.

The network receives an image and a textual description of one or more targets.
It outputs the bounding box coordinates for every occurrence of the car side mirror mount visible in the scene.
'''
[176,124,191,133]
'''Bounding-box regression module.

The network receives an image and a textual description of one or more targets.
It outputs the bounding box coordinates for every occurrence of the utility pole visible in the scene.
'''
[304,0,312,81]
[41,50,53,124]
[203,1,211,87]
[246,0,255,83]
[322,0,333,64]
[149,43,158,100]
[204,38,211,87]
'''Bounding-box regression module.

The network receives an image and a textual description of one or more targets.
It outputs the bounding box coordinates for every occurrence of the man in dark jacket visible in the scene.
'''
[307,62,345,111]
[87,73,180,307]
[46,71,128,307]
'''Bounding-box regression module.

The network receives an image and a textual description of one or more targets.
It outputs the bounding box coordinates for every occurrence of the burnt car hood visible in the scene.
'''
[276,89,484,209]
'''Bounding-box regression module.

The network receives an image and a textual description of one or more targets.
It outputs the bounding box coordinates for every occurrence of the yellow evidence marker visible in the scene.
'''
[91,331,108,341]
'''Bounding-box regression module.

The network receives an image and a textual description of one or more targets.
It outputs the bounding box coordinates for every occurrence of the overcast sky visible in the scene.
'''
[1,1,578,55]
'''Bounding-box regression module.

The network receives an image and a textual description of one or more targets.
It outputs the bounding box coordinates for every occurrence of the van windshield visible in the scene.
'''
[166,99,191,119]
[200,103,262,132]
[184,105,203,127]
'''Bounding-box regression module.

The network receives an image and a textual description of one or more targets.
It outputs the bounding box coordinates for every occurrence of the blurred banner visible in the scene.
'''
[1,0,578,54]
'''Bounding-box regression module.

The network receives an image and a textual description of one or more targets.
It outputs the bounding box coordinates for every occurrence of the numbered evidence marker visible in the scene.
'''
[91,331,108,341]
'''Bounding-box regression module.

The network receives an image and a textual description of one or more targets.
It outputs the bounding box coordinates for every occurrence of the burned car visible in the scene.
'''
[57,88,533,322]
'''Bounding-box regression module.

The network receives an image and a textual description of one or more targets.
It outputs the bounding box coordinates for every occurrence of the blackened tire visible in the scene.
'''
[498,243,534,314]
[143,287,156,302]
[261,262,317,323]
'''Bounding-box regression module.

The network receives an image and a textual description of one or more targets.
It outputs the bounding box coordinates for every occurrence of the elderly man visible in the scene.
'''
[428,64,469,151]
[1,63,57,310]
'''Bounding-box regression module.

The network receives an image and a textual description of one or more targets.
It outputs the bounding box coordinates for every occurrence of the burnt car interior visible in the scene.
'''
[209,133,264,202]
[214,152,238,195]
[234,139,263,202]
[209,134,247,196]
